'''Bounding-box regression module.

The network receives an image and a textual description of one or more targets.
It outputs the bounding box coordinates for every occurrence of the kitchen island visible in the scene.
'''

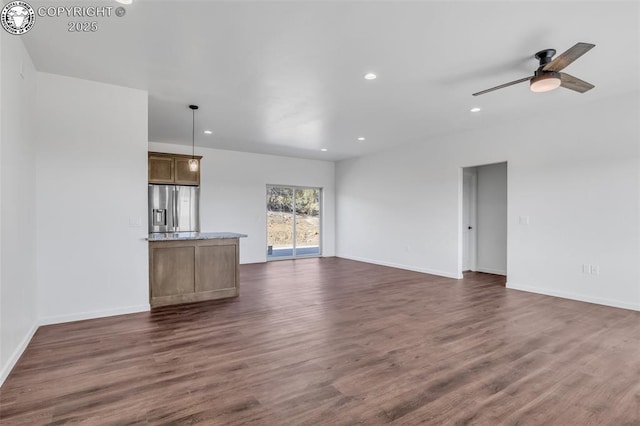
[148,232,247,308]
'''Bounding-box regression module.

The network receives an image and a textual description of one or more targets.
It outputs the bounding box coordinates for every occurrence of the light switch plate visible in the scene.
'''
[128,216,142,228]
[519,216,530,225]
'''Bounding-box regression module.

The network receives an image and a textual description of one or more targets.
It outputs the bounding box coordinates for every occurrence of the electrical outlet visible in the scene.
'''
[582,264,600,275]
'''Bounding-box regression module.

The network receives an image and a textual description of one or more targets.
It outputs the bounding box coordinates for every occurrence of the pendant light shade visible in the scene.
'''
[188,105,199,172]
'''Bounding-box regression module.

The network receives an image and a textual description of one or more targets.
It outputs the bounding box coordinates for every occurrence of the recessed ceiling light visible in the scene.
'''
[115,0,133,4]
[364,73,377,80]
[204,130,212,134]
[357,137,366,141]
[321,148,328,152]
[470,107,482,113]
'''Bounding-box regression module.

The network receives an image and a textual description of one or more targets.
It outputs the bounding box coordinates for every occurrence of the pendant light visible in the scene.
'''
[188,105,199,172]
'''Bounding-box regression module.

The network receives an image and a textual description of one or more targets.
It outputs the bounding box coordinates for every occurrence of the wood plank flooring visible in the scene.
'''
[1,257,639,425]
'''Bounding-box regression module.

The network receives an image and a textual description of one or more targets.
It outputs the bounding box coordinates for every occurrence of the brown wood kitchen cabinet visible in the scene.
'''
[148,152,202,186]
[149,238,239,308]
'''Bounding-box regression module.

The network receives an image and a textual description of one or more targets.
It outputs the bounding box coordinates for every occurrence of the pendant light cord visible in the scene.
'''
[192,108,195,159]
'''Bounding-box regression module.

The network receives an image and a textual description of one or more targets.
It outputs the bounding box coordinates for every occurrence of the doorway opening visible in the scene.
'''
[460,162,507,277]
[266,185,322,260]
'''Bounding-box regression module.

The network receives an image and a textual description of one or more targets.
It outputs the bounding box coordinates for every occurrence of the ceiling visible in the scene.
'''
[22,1,639,161]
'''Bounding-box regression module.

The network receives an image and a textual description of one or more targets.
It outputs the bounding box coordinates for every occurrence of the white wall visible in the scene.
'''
[36,73,149,324]
[148,142,335,264]
[476,162,507,275]
[1,25,3,384]
[0,35,38,384]
[336,146,462,278]
[336,93,640,311]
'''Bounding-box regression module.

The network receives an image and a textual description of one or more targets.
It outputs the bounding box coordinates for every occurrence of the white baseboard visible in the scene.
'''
[39,304,150,326]
[506,282,640,312]
[337,254,462,279]
[0,321,39,387]
[240,257,267,265]
[475,267,507,276]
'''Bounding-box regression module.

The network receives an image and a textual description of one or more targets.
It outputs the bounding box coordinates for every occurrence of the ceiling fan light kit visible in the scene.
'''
[529,48,561,93]
[530,71,561,93]
[472,42,595,96]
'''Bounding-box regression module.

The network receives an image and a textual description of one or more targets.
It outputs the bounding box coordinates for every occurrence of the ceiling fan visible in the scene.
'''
[472,42,595,96]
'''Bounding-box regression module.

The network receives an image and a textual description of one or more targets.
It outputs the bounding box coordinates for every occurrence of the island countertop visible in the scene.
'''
[147,232,248,241]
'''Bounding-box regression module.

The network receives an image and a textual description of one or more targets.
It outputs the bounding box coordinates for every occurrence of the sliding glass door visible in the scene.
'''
[267,185,321,259]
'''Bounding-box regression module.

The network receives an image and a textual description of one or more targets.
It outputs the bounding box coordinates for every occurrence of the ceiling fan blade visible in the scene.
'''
[543,42,595,72]
[560,73,594,93]
[472,76,532,96]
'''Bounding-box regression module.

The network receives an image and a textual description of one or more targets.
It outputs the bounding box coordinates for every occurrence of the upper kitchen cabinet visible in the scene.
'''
[148,153,174,184]
[174,157,200,185]
[148,152,202,186]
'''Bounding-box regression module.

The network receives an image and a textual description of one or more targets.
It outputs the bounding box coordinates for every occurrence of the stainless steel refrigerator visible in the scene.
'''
[148,185,200,233]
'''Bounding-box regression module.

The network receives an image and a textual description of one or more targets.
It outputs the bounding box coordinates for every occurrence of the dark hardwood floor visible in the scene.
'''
[1,258,639,425]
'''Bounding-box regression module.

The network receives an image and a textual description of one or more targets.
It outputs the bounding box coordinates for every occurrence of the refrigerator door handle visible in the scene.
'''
[173,187,179,231]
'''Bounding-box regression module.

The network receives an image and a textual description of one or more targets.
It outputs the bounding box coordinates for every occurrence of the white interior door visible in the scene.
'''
[462,170,477,271]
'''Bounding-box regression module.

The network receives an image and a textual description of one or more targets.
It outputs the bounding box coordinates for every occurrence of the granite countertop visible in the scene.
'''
[147,232,248,241]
